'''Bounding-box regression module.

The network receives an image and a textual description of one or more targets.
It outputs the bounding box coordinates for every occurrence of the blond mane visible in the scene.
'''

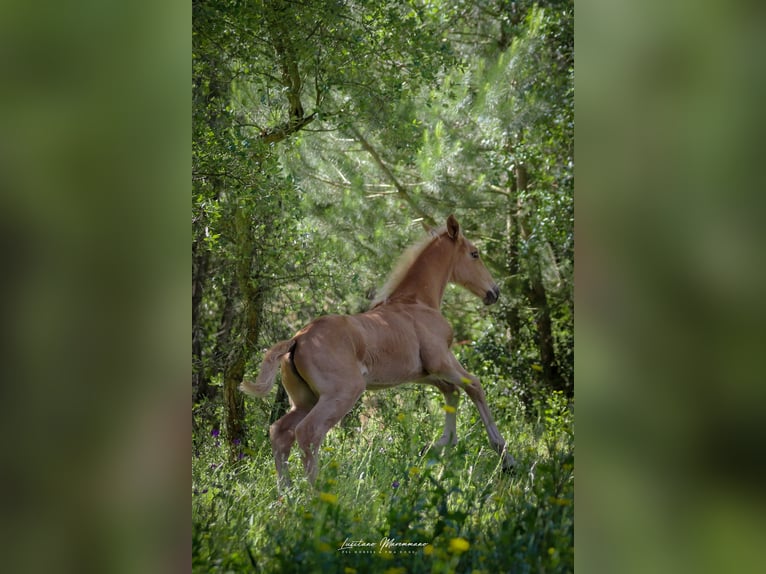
[370,226,447,308]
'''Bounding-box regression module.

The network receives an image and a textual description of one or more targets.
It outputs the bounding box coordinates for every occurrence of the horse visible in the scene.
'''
[241,214,514,489]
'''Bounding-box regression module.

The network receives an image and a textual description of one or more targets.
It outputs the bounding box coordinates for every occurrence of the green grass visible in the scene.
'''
[193,389,573,573]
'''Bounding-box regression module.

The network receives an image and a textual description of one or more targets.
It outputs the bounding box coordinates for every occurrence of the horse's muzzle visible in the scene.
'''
[484,285,500,305]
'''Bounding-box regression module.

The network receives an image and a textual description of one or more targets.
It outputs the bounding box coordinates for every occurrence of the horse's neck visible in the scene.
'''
[389,237,453,308]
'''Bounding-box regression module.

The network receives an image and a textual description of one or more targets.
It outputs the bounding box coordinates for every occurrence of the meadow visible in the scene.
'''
[192,380,573,573]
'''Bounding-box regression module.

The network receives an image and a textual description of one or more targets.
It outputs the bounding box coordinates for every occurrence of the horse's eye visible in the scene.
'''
[471,251,479,259]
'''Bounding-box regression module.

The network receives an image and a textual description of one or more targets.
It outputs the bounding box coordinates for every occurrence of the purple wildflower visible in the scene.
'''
[233,438,241,446]
[392,480,400,489]
[211,428,220,438]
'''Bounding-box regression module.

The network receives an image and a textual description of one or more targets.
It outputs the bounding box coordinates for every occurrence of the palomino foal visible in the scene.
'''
[241,215,514,488]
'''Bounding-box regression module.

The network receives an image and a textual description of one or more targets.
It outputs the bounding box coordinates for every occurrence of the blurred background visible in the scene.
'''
[0,0,189,571]
[577,0,766,571]
[0,0,763,572]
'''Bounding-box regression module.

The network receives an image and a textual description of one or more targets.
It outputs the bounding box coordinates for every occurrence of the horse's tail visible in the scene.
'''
[239,339,294,397]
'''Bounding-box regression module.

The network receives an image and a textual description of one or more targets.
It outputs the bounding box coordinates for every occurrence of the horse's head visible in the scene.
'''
[445,215,500,305]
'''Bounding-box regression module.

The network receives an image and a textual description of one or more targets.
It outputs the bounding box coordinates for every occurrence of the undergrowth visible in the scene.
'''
[193,387,573,573]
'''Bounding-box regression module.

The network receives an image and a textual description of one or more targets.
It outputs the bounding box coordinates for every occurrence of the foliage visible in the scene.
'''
[193,379,573,573]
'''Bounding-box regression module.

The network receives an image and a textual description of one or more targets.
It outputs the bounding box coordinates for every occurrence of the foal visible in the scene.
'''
[241,215,514,488]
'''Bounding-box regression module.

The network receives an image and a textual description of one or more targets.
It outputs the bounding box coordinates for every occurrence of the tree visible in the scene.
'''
[404,1,574,397]
[193,0,460,457]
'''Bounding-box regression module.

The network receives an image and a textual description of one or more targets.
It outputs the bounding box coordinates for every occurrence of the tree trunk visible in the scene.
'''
[513,163,570,396]
[193,243,238,404]
[211,276,238,389]
[192,240,212,403]
[222,320,258,460]
[524,276,568,395]
[505,180,522,356]
[192,54,226,403]
[223,264,266,460]
[223,345,247,462]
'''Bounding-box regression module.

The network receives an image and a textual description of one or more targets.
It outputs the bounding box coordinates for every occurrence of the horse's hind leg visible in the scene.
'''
[294,384,364,484]
[270,408,309,490]
[270,356,318,490]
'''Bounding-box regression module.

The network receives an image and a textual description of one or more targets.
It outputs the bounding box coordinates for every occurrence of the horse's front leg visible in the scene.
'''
[443,358,515,472]
[420,380,460,455]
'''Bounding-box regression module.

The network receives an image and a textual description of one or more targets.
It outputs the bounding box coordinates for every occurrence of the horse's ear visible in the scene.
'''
[446,214,460,240]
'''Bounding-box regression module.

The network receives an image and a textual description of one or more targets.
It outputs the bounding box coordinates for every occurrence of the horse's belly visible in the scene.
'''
[361,358,425,390]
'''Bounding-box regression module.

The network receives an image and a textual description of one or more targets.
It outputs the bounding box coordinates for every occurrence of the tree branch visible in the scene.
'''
[257,112,317,144]
[348,125,436,228]
[260,6,313,144]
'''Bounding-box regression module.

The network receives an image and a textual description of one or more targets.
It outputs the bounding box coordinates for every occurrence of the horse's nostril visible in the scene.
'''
[484,286,500,305]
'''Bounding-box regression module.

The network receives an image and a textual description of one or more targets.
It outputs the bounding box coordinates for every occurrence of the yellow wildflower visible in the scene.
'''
[442,404,456,414]
[460,376,472,385]
[449,537,470,554]
[408,466,421,477]
[344,568,357,574]
[397,413,406,422]
[383,568,406,574]
[318,492,338,504]
[423,544,434,556]
[317,542,333,553]
[377,547,394,560]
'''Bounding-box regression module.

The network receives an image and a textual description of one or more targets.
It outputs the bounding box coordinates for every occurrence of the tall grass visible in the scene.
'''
[193,387,573,573]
